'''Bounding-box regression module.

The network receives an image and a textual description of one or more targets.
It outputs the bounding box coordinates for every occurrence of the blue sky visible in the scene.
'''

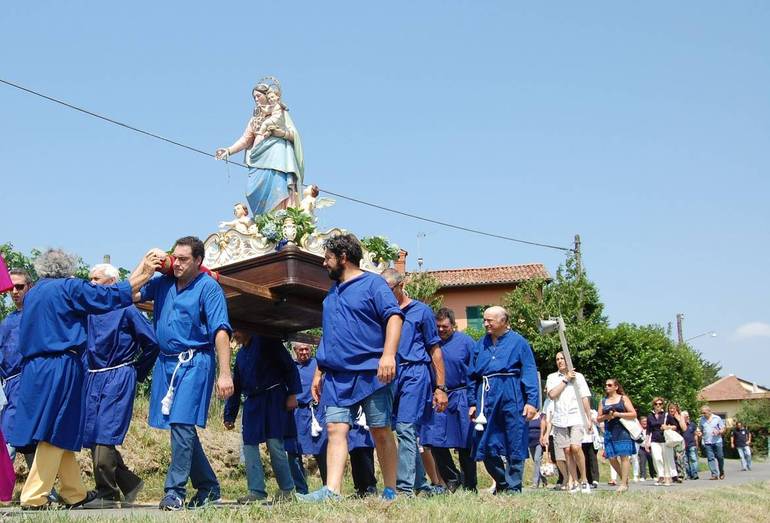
[1,2,768,384]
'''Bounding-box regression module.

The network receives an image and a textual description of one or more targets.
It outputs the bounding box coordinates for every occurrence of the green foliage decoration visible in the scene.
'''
[360,236,399,265]
[255,207,316,245]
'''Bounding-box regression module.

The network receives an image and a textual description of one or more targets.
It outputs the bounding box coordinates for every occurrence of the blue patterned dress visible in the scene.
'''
[602,396,636,458]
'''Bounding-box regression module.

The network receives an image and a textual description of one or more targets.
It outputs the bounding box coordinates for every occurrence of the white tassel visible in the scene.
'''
[161,387,175,416]
[474,376,491,432]
[310,404,323,437]
[355,407,369,430]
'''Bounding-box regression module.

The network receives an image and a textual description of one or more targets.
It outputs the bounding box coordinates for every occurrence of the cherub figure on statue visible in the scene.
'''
[219,202,257,235]
[215,76,304,217]
[300,184,335,221]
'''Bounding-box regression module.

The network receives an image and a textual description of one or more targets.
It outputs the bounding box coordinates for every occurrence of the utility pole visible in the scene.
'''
[575,234,584,321]
[574,234,583,277]
[676,313,684,345]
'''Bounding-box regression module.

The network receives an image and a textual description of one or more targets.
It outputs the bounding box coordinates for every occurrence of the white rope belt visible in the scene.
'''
[161,349,196,416]
[474,372,518,432]
[87,361,133,373]
[1,372,21,388]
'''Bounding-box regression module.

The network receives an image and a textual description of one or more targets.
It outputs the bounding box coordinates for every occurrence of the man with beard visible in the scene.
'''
[298,233,403,502]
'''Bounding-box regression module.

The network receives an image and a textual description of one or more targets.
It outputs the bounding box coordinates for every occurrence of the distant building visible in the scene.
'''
[698,374,770,424]
[396,250,550,331]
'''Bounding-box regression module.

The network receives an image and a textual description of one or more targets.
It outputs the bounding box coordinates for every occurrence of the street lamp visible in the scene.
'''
[685,331,717,343]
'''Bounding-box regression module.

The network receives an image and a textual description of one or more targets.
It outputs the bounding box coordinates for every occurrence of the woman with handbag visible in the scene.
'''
[666,403,688,482]
[597,379,637,493]
[647,397,678,486]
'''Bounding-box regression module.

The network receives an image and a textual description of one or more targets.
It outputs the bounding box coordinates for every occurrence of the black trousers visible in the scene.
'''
[349,447,377,495]
[430,447,477,491]
[582,442,599,484]
[91,445,142,500]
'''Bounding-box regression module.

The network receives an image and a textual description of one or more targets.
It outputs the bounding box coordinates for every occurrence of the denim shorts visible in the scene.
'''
[325,385,393,428]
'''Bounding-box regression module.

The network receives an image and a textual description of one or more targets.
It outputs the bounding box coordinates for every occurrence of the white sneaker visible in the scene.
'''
[568,484,580,494]
[633,477,639,483]
[581,483,592,494]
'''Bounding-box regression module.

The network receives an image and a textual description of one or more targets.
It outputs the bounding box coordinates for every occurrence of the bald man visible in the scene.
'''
[467,306,539,494]
[82,264,160,508]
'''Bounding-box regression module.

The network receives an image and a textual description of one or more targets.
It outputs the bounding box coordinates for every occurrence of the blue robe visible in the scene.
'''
[7,278,133,451]
[224,336,301,445]
[140,273,231,429]
[467,330,539,462]
[287,357,374,455]
[290,358,327,455]
[82,306,159,447]
[393,300,440,426]
[421,331,475,448]
[316,272,403,408]
[0,310,24,438]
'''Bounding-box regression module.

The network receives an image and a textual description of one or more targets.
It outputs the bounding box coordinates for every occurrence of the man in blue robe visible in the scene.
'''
[224,331,300,503]
[467,306,539,494]
[81,263,159,508]
[7,248,161,510]
[421,307,477,492]
[299,234,403,502]
[287,342,379,497]
[0,269,33,464]
[138,237,233,511]
[381,269,448,496]
[286,342,327,494]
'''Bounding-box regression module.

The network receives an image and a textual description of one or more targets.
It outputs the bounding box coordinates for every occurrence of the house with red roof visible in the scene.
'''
[395,250,551,331]
[699,374,770,424]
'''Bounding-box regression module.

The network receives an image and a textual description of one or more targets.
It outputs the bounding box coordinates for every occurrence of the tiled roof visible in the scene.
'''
[699,375,770,402]
[420,263,551,288]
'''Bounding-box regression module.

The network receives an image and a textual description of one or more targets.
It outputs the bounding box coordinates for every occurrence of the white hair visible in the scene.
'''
[34,248,79,279]
[90,263,119,280]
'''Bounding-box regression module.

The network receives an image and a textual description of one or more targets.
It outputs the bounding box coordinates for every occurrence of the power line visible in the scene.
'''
[0,77,572,253]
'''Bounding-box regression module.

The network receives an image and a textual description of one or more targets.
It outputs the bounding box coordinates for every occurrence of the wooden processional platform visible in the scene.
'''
[140,245,328,342]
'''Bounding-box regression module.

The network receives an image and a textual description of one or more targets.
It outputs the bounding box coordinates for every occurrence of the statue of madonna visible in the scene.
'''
[215,77,304,215]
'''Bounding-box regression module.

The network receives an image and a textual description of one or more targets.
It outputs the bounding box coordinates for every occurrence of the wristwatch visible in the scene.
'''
[562,378,569,385]
[435,384,448,393]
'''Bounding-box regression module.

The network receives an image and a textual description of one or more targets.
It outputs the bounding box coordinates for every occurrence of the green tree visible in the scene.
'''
[404,271,444,312]
[501,253,709,413]
[1,242,95,321]
[735,399,770,457]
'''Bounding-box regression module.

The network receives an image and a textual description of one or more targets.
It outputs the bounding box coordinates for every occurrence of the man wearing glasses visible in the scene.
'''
[0,269,33,463]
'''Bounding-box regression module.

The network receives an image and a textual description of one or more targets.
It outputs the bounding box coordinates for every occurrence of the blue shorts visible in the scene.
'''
[325,385,393,428]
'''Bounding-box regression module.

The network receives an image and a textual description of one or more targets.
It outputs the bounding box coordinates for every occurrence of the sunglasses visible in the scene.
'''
[12,284,26,291]
[654,402,664,406]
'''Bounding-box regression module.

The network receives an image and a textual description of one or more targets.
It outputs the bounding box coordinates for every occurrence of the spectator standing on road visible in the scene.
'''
[597,379,637,493]
[681,411,700,480]
[647,398,676,486]
[637,416,656,481]
[731,421,752,472]
[699,405,726,480]
[666,403,687,482]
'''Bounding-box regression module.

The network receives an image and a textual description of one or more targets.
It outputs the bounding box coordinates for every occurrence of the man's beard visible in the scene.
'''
[327,265,344,281]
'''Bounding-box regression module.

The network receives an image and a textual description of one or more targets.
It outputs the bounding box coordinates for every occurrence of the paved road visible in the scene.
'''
[0,459,766,518]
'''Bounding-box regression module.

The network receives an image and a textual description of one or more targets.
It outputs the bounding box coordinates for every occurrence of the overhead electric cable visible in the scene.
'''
[0,77,572,252]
